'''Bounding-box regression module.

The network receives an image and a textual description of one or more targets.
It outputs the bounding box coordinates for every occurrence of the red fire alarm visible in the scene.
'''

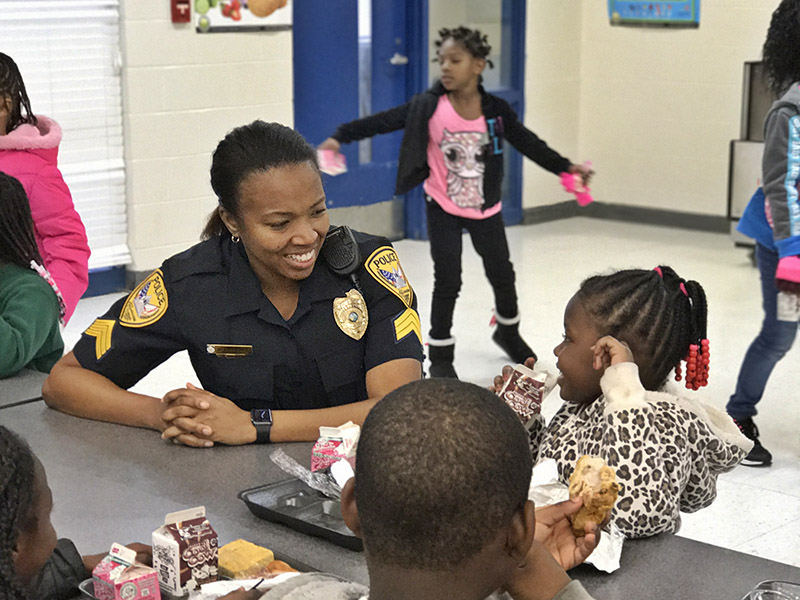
[171,0,191,23]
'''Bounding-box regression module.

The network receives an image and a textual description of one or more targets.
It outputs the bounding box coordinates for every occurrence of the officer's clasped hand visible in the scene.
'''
[160,383,255,448]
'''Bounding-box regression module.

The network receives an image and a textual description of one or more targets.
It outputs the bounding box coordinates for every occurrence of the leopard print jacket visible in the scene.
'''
[528,363,753,539]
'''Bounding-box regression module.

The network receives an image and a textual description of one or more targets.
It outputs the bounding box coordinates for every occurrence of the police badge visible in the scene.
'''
[333,288,368,340]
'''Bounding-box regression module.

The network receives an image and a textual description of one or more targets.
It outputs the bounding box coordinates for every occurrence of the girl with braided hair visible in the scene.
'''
[0,52,89,324]
[494,266,752,539]
[0,172,64,378]
[0,425,57,600]
[319,26,592,378]
[1,426,259,600]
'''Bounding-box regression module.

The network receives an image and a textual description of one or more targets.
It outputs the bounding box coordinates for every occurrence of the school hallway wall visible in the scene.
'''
[522,0,779,218]
[118,0,783,276]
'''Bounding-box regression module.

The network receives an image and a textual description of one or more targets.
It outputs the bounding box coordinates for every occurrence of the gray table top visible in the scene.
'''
[0,368,47,408]
[4,402,800,600]
[3,402,368,583]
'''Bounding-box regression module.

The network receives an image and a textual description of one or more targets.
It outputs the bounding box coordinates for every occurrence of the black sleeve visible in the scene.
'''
[331,102,411,144]
[31,539,91,600]
[71,268,186,389]
[500,101,572,175]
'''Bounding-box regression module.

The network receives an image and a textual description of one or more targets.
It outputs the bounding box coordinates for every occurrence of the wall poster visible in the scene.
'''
[195,0,292,32]
[608,1,700,27]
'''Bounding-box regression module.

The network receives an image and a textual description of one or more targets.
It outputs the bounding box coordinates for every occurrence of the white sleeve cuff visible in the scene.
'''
[600,362,648,415]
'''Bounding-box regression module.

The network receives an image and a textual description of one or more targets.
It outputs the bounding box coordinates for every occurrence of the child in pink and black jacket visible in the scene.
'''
[0,52,89,324]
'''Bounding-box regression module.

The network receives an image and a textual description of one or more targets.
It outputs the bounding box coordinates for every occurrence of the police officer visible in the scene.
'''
[43,121,423,446]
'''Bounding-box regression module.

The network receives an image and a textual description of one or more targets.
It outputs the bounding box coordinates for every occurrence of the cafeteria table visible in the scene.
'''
[3,401,799,599]
[0,368,47,408]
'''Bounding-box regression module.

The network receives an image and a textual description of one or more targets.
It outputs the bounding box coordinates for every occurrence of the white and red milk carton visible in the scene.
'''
[310,421,360,472]
[499,364,557,425]
[92,543,161,600]
[152,506,218,596]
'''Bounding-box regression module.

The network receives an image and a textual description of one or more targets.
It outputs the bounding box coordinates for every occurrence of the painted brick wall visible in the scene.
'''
[121,0,293,271]
[523,0,777,215]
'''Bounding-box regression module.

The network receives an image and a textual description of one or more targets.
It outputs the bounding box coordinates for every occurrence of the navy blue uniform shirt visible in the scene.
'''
[73,232,423,410]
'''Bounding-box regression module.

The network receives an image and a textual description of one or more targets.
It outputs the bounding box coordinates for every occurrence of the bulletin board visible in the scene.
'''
[195,0,292,33]
[608,1,700,27]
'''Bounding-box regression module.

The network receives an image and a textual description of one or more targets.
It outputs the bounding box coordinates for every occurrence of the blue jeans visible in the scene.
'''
[727,243,798,419]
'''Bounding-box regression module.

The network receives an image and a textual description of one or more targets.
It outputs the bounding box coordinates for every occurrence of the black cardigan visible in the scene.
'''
[332,81,571,211]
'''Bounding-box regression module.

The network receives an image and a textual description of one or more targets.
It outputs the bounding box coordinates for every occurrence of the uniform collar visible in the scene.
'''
[224,240,351,322]
[224,241,268,318]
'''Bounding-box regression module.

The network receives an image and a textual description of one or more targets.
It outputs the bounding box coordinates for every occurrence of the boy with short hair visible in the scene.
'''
[267,378,599,600]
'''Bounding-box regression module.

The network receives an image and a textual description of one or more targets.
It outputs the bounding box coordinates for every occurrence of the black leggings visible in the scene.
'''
[426,199,518,340]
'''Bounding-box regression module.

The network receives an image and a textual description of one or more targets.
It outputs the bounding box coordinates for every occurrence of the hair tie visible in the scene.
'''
[680,282,688,297]
[653,267,663,278]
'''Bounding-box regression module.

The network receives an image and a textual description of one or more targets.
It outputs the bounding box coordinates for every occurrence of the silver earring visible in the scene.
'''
[231,234,240,243]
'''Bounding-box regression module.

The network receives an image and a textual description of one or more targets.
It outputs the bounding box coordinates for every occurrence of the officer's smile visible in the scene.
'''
[286,248,317,268]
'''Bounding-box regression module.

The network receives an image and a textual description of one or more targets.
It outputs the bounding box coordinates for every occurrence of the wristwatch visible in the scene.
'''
[250,408,273,444]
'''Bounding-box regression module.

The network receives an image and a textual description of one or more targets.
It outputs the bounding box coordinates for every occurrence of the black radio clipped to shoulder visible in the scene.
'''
[322,225,363,292]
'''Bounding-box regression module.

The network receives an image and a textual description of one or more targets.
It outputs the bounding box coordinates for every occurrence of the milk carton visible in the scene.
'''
[499,365,557,425]
[92,543,161,600]
[152,506,218,596]
[310,421,360,472]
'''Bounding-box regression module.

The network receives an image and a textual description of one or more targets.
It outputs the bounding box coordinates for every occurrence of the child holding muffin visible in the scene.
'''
[495,266,753,538]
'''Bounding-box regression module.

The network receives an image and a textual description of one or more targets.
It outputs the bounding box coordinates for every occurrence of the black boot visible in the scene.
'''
[492,323,537,364]
[428,342,458,378]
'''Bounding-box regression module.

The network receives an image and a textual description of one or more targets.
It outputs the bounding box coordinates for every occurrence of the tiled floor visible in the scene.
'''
[65,217,800,567]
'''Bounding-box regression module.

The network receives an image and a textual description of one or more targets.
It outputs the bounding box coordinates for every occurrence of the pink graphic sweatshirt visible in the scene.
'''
[0,116,90,322]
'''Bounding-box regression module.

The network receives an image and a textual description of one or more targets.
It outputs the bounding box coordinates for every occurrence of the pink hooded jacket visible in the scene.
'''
[0,116,90,323]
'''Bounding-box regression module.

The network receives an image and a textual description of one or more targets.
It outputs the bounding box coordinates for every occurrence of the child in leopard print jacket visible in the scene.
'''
[496,266,752,539]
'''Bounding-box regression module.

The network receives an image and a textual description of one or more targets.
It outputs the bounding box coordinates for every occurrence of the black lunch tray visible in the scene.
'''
[78,550,317,599]
[238,478,363,552]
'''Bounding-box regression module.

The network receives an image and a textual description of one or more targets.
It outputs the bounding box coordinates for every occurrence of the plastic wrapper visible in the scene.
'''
[269,449,342,500]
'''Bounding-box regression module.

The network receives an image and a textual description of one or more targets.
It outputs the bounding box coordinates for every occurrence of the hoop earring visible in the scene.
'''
[231,234,240,243]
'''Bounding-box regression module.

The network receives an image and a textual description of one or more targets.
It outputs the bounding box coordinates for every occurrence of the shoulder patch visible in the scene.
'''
[120,269,169,328]
[365,246,413,307]
[84,319,115,360]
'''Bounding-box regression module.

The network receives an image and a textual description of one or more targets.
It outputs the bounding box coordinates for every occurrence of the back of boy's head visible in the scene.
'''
[0,426,36,599]
[0,172,42,268]
[435,26,493,67]
[577,265,708,391]
[355,378,532,570]
[0,53,36,133]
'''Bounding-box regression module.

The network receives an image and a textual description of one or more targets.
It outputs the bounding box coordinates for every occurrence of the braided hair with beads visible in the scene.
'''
[434,26,495,69]
[0,426,36,600]
[0,53,37,134]
[576,265,709,392]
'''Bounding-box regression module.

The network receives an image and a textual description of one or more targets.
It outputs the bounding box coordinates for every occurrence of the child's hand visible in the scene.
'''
[534,498,600,571]
[503,542,572,600]
[82,543,153,572]
[591,336,634,372]
[569,163,594,186]
[491,357,536,393]
[318,137,341,152]
[126,543,152,566]
[218,588,264,600]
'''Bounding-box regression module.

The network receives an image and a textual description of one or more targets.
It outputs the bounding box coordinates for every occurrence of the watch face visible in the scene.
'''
[251,409,272,424]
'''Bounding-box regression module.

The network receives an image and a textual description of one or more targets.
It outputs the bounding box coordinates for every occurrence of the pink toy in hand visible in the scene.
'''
[776,255,800,284]
[560,162,594,206]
